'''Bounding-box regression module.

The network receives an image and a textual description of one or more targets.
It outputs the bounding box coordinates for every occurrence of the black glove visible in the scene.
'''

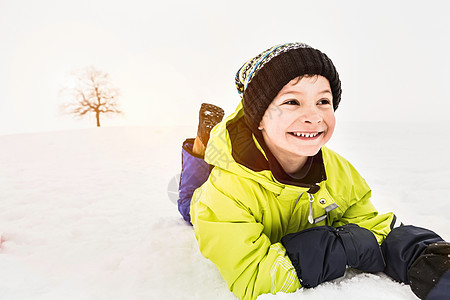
[336,223,385,272]
[281,224,384,288]
[408,242,450,300]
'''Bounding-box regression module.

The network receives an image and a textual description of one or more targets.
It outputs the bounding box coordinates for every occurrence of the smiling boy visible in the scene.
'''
[177,43,450,300]
[258,75,335,175]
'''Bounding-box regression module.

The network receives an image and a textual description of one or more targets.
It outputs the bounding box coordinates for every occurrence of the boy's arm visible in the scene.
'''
[326,154,449,299]
[190,172,301,300]
[381,226,449,299]
[331,189,396,244]
[323,149,397,243]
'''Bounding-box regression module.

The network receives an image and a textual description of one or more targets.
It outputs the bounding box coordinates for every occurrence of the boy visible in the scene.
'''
[177,43,450,300]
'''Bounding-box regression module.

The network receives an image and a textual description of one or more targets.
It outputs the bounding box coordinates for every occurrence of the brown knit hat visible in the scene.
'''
[235,43,342,131]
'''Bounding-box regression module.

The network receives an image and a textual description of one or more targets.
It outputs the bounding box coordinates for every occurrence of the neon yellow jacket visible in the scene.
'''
[190,103,395,300]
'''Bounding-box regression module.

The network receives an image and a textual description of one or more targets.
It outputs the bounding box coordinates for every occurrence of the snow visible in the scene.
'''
[0,122,449,299]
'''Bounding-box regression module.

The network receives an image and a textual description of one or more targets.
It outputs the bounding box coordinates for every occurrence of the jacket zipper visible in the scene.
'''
[292,192,315,223]
[287,192,303,231]
[308,193,315,224]
[289,191,315,230]
[293,192,303,209]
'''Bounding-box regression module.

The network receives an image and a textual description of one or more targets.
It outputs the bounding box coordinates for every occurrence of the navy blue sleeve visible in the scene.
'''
[381,225,444,283]
[177,139,211,223]
[427,270,450,300]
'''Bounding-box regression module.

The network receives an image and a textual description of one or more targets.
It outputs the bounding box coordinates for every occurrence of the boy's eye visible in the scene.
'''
[318,99,331,105]
[283,99,299,105]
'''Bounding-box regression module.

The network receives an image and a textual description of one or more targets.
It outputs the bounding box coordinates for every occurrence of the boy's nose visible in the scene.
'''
[300,107,322,124]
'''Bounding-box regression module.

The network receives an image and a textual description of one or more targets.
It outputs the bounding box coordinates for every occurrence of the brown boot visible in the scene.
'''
[197,103,225,146]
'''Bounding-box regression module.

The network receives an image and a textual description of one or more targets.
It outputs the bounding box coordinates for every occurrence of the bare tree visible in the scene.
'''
[60,66,122,127]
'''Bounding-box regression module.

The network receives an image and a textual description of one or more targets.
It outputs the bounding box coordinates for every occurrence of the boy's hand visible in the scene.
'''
[281,224,384,288]
[425,242,450,255]
[408,242,450,299]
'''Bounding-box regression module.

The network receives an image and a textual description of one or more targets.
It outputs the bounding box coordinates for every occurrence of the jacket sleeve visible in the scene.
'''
[328,154,396,244]
[190,169,301,300]
[332,190,396,244]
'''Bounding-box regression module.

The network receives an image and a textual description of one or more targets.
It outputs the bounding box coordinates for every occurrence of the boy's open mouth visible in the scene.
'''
[288,131,323,139]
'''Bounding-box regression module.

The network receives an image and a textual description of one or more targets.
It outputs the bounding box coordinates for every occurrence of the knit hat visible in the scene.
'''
[235,43,342,131]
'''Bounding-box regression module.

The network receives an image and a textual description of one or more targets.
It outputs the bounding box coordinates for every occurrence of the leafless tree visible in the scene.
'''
[60,66,122,127]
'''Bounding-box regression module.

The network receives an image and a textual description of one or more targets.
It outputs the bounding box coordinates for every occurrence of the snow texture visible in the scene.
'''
[0,122,449,299]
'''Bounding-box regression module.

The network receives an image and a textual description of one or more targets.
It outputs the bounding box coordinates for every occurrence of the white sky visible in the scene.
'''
[1,0,449,135]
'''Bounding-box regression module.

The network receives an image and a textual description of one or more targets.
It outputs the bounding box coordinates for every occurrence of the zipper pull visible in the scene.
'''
[308,193,314,224]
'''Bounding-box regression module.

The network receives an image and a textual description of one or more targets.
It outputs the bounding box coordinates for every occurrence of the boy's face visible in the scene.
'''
[259,75,335,166]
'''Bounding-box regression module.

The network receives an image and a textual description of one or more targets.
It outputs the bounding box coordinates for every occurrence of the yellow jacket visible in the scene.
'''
[190,102,395,300]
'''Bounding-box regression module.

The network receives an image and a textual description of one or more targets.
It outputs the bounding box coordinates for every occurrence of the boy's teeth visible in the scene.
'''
[292,132,318,138]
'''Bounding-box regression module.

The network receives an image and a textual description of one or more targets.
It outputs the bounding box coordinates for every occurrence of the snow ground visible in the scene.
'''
[0,122,449,299]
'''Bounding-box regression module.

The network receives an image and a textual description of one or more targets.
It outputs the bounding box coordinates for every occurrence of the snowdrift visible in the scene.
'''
[0,123,448,299]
